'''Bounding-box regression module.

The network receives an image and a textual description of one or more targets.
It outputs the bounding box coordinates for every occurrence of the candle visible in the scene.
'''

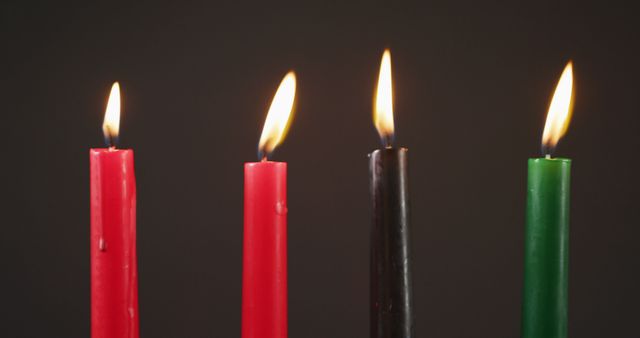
[522,62,574,338]
[90,82,139,338]
[369,50,414,338]
[242,72,296,338]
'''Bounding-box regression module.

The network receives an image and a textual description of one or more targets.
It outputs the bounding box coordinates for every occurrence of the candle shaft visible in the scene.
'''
[90,149,139,338]
[369,148,414,338]
[522,158,571,338]
[242,161,287,338]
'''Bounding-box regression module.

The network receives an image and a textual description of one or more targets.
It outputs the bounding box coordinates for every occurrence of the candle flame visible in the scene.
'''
[374,49,394,147]
[542,62,574,155]
[102,82,121,147]
[258,71,297,159]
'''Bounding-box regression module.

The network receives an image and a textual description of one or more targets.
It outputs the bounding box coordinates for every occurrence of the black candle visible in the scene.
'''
[369,49,414,338]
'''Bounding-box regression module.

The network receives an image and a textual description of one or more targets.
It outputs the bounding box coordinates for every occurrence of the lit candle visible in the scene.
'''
[90,82,139,338]
[522,62,574,338]
[369,49,414,338]
[242,72,296,338]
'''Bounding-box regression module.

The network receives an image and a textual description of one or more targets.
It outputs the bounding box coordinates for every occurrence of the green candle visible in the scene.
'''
[522,62,574,338]
[522,158,571,337]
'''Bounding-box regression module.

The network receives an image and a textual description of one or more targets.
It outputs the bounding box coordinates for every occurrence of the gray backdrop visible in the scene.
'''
[2,1,639,337]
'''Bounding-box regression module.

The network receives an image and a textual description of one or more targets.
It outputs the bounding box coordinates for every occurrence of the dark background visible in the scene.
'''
[2,1,639,337]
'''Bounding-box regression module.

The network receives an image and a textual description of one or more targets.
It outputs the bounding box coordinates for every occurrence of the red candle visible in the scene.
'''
[90,82,139,338]
[242,72,297,338]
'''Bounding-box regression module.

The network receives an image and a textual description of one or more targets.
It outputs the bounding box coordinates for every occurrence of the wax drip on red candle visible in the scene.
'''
[98,238,107,251]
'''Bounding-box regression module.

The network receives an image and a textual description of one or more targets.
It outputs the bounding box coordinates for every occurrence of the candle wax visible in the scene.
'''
[242,161,287,338]
[369,148,414,338]
[522,158,571,338]
[90,149,139,338]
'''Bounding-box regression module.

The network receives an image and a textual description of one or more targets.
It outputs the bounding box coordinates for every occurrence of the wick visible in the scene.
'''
[261,155,268,162]
[104,132,117,149]
[382,134,394,149]
[541,143,554,159]
[104,125,119,149]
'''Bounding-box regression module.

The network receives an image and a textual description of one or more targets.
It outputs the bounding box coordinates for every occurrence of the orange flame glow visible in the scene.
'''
[374,49,394,146]
[258,71,297,159]
[542,62,574,154]
[102,82,121,146]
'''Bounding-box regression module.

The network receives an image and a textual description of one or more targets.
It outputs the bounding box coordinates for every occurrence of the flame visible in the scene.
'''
[102,82,121,145]
[374,49,394,146]
[542,62,574,154]
[258,71,297,159]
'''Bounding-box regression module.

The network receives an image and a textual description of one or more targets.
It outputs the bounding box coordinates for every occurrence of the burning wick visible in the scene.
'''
[104,127,118,149]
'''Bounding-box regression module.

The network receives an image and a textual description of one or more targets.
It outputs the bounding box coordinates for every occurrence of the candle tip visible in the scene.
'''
[103,126,119,148]
[257,148,268,162]
[383,135,394,149]
[541,143,554,159]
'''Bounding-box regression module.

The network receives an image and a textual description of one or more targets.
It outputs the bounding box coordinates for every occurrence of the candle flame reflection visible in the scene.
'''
[542,62,574,155]
[102,82,121,147]
[258,71,297,160]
